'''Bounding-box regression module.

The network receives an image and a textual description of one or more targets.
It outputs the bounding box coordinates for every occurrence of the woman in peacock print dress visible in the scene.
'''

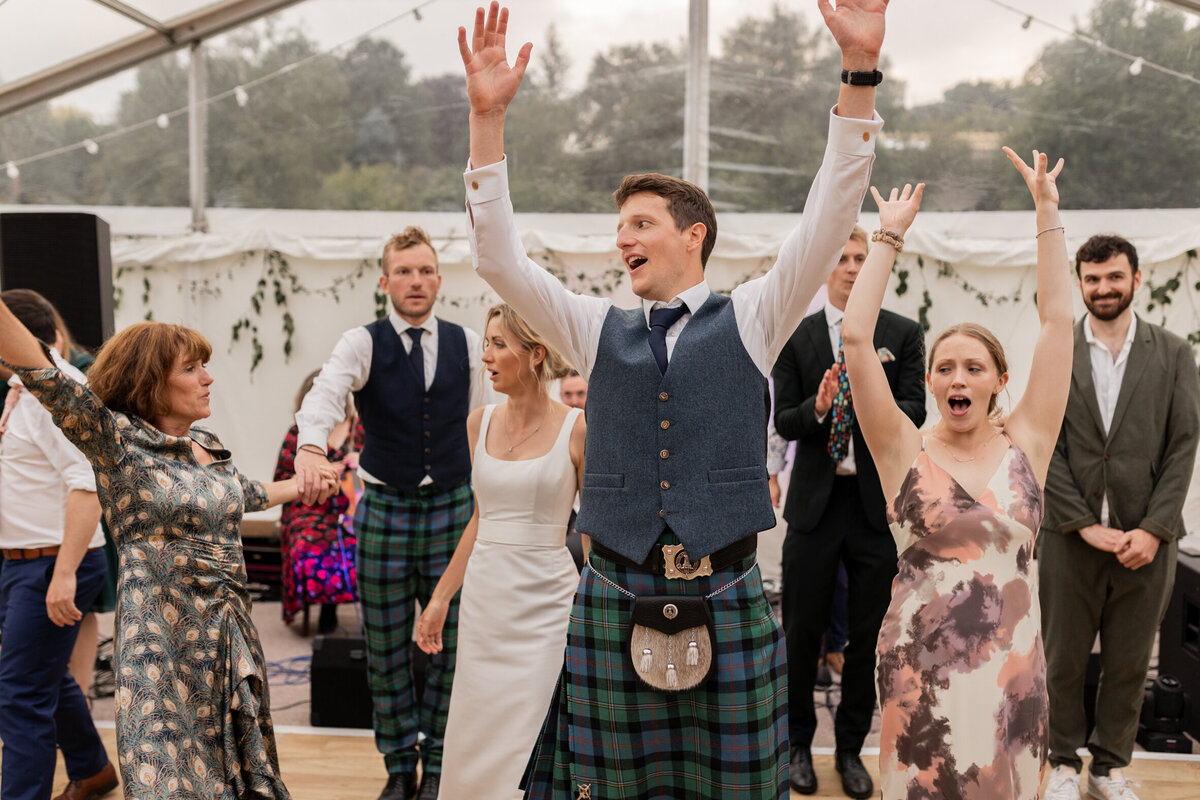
[840,148,1074,800]
[0,309,339,800]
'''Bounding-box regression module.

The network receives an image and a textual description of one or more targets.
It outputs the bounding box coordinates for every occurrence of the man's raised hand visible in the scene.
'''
[817,0,889,65]
[459,2,532,119]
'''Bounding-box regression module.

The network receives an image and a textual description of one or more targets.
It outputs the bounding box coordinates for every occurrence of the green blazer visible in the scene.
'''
[1042,315,1200,542]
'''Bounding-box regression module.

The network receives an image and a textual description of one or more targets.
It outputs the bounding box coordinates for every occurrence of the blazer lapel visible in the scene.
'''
[807,310,836,367]
[1072,319,1106,438]
[1106,316,1152,443]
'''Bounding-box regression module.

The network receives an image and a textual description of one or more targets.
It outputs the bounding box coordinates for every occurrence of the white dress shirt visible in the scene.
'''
[463,108,882,383]
[0,351,104,550]
[814,301,857,474]
[295,310,485,484]
[1085,312,1137,526]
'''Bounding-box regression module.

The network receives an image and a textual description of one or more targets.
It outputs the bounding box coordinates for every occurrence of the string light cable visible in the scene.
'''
[982,0,1200,87]
[1,0,441,178]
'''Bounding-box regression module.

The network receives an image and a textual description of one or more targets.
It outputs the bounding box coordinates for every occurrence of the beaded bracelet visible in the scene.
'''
[871,228,904,253]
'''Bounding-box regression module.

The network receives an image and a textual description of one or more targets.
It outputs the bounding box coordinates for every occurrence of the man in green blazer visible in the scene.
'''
[1040,234,1200,800]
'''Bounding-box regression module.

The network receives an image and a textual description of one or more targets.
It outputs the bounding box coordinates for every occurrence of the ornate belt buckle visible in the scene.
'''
[661,543,713,581]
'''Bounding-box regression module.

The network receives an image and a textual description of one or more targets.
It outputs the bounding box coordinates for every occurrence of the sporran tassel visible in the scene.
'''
[686,640,699,666]
[666,663,678,689]
[640,648,653,673]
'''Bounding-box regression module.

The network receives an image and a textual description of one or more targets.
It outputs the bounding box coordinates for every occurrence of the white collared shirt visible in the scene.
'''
[816,301,857,474]
[1084,312,1137,525]
[0,350,104,550]
[463,108,882,382]
[295,310,486,483]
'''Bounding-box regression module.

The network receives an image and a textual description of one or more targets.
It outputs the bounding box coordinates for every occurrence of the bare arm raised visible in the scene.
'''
[841,183,926,501]
[998,148,1073,484]
[459,2,532,170]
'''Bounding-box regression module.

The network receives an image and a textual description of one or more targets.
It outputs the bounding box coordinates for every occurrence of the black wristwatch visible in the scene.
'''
[841,69,883,86]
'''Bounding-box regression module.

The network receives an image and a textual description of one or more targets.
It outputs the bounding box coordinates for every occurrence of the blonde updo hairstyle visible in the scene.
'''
[484,304,573,390]
[927,322,1010,418]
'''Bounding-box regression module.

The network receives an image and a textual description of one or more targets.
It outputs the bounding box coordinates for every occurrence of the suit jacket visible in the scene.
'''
[773,307,926,533]
[1042,315,1200,542]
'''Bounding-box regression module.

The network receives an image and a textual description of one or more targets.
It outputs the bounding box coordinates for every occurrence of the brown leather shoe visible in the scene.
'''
[53,762,119,800]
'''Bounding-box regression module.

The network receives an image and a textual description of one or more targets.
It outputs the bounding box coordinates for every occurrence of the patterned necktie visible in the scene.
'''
[406,327,425,387]
[648,304,689,375]
[827,332,853,462]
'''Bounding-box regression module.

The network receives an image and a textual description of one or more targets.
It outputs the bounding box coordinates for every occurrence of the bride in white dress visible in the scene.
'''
[416,303,586,799]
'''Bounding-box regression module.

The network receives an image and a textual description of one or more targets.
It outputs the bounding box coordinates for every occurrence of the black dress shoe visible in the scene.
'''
[415,773,439,800]
[789,744,818,795]
[835,751,874,800]
[377,772,416,800]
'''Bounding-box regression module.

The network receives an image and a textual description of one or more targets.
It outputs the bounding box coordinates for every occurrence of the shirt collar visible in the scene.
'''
[641,280,711,327]
[389,310,437,336]
[823,300,845,328]
[1083,312,1137,350]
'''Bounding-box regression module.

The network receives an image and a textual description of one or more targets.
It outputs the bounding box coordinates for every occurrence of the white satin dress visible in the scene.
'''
[439,405,583,799]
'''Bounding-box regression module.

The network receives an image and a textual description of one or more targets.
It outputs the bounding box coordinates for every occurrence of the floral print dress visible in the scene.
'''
[878,436,1048,800]
[14,363,290,800]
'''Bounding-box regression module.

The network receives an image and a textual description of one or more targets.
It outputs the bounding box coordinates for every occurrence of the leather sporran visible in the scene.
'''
[629,595,716,692]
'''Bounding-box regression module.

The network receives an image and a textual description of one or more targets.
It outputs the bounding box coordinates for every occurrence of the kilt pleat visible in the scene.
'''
[522,548,788,800]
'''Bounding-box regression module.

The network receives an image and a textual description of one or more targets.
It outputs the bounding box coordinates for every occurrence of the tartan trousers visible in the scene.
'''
[523,544,789,799]
[356,480,473,775]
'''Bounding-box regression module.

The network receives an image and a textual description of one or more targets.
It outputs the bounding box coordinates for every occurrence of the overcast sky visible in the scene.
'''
[0,0,1167,122]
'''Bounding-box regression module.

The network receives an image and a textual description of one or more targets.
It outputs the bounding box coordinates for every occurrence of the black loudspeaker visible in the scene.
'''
[309,636,430,729]
[1158,550,1200,741]
[0,213,114,351]
[311,636,373,728]
[1137,675,1192,753]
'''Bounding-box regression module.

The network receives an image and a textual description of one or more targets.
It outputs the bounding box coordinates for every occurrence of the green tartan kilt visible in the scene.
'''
[522,547,788,799]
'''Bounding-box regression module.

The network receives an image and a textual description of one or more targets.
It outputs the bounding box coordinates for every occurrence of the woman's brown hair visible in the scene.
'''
[927,323,1009,415]
[88,322,212,421]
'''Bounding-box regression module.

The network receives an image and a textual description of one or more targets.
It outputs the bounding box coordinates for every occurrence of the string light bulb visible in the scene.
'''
[1021,16,1032,30]
[1129,57,1144,76]
[156,114,170,129]
[234,86,249,107]
[5,162,18,179]
[413,8,422,21]
[84,139,99,155]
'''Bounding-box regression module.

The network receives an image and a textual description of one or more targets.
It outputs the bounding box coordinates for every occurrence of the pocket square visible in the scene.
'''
[877,347,895,363]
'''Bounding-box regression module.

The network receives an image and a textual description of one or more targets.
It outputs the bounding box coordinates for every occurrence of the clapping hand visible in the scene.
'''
[870,183,926,238]
[459,2,532,119]
[1002,147,1064,209]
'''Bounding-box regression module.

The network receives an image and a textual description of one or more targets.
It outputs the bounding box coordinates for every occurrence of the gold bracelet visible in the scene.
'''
[871,228,904,253]
[1036,225,1064,238]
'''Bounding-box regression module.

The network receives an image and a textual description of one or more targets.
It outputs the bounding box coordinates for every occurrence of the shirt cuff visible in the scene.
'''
[464,157,510,205]
[826,106,884,156]
[815,408,829,424]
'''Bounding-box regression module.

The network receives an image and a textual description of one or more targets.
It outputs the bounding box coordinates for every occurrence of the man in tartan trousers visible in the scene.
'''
[294,227,486,800]
[458,2,890,797]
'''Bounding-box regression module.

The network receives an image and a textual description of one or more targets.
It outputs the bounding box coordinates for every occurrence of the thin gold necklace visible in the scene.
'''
[503,401,549,453]
[931,428,1002,463]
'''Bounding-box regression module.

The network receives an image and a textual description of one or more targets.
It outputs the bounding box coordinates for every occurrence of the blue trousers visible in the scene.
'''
[0,549,109,800]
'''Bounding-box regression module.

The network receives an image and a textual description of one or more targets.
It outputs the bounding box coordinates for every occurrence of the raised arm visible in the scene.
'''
[460,3,608,375]
[0,295,53,369]
[841,183,925,500]
[460,2,531,170]
[1000,148,1073,483]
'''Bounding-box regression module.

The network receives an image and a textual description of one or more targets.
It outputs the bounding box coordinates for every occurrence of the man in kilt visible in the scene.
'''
[458,2,891,797]
[294,227,486,800]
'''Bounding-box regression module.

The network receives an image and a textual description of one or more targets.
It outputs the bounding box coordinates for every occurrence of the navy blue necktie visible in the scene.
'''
[649,304,688,375]
[406,327,425,387]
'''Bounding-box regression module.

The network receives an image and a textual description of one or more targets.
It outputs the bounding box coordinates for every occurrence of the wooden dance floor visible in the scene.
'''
[43,724,1200,799]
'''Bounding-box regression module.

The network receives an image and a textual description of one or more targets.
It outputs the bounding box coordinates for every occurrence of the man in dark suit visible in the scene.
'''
[1040,235,1200,800]
[773,226,926,799]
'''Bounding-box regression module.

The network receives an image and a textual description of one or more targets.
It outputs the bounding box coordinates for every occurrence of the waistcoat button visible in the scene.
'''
[660,480,671,490]
[659,392,669,402]
[660,450,669,459]
[660,420,670,430]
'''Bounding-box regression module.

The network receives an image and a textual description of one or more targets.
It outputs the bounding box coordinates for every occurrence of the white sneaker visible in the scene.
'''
[1045,765,1082,800]
[1087,768,1141,800]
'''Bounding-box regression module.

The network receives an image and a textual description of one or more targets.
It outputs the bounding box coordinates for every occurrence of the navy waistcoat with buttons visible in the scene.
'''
[574,293,775,563]
[354,318,471,491]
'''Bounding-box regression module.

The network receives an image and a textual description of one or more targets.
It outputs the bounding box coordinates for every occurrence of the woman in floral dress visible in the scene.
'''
[842,149,1073,800]
[0,307,338,800]
[274,370,364,632]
